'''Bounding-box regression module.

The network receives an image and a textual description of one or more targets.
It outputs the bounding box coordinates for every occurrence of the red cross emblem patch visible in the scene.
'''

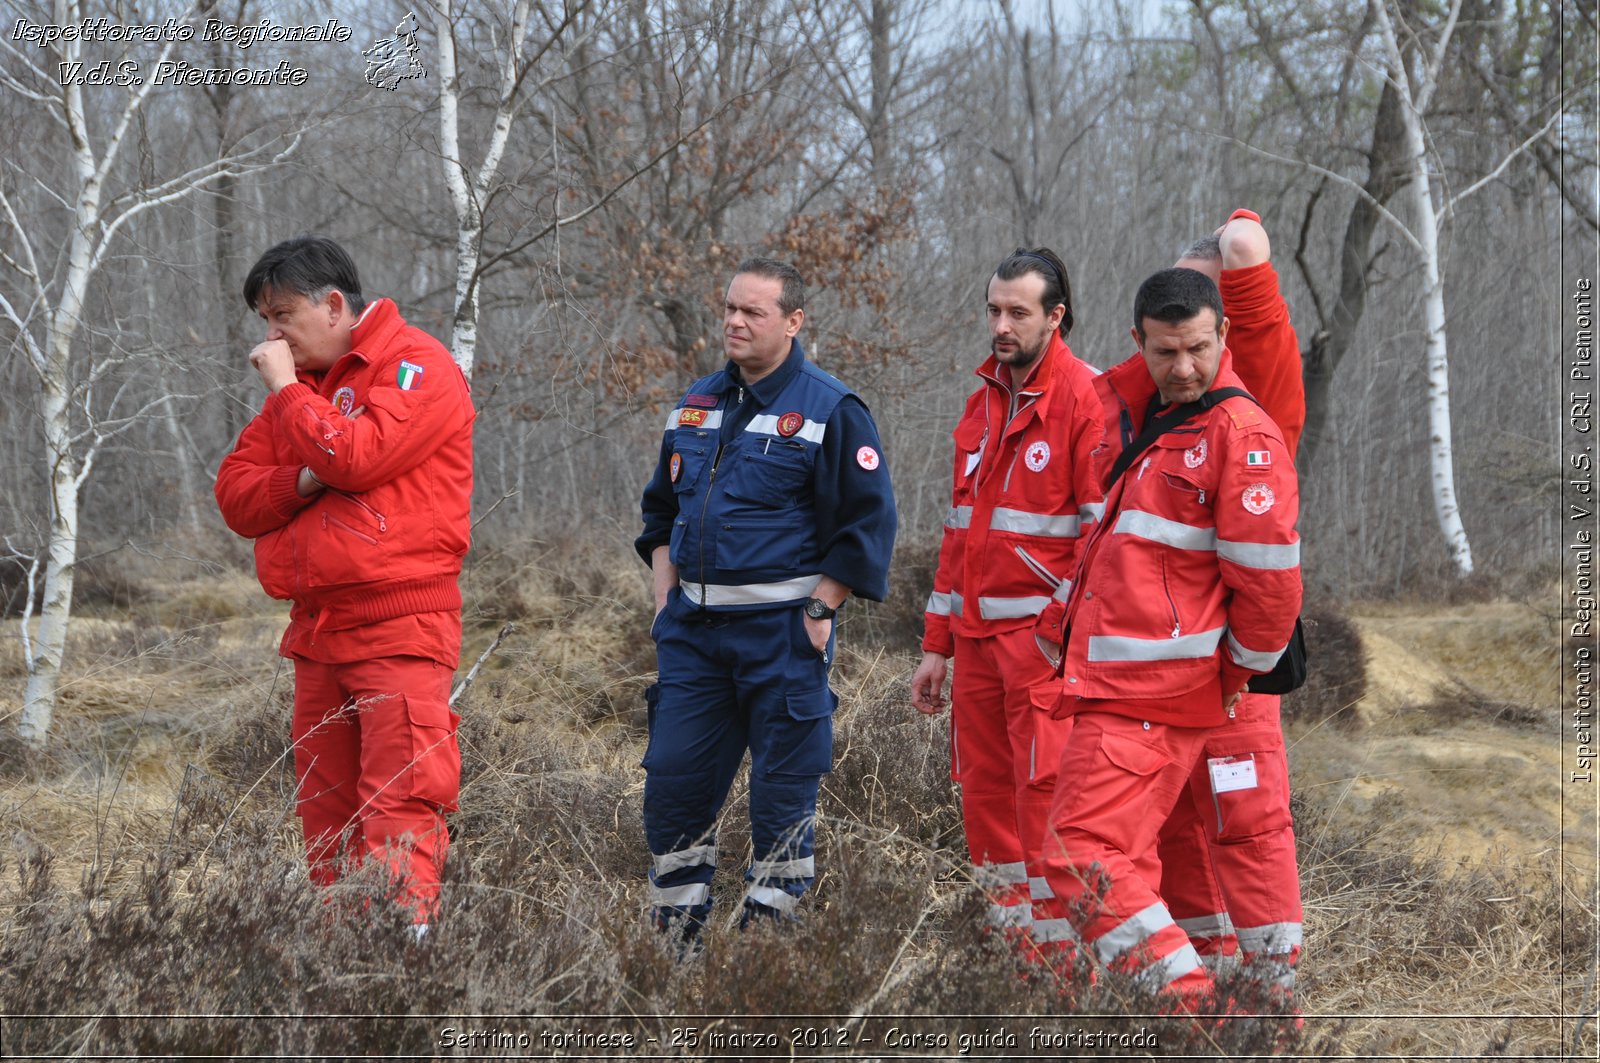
[1242,482,1275,514]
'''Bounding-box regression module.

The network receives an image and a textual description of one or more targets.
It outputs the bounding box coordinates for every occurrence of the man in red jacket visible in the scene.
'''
[215,236,475,933]
[1160,210,1306,996]
[1035,267,1302,1002]
[910,248,1103,937]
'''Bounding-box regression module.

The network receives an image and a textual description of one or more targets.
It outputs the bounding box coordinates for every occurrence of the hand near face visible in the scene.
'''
[249,339,297,393]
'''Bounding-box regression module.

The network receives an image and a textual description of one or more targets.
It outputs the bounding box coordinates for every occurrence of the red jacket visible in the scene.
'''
[1056,350,1301,727]
[1222,261,1304,458]
[215,299,475,652]
[922,334,1104,656]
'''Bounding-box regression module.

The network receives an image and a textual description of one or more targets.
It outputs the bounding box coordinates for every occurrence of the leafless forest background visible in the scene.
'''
[0,0,1595,1058]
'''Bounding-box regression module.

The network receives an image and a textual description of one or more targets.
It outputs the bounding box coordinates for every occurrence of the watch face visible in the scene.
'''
[806,599,829,618]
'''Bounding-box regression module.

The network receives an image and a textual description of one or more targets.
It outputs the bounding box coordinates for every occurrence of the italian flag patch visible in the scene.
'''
[1246,449,1271,467]
[397,360,425,390]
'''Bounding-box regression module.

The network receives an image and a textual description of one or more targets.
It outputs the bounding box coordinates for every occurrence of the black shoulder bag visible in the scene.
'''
[1106,387,1308,695]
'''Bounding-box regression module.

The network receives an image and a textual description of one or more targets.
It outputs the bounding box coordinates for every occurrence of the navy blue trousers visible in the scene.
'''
[643,589,837,930]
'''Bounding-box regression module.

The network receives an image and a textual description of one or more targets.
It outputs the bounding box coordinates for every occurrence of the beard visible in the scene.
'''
[992,330,1049,369]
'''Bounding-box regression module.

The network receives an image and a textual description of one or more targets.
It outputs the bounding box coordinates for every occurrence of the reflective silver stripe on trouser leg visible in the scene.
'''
[976,860,1030,927]
[1178,912,1239,973]
[1237,921,1302,990]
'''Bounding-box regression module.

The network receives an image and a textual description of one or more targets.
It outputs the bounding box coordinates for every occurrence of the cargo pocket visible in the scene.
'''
[1204,738,1292,842]
[405,695,461,812]
[763,685,838,777]
[1089,729,1178,853]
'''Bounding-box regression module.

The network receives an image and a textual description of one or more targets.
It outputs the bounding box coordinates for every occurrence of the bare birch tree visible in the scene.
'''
[0,0,298,746]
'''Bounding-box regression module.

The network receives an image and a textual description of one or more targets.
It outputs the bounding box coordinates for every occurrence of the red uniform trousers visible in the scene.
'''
[1036,708,1214,1000]
[291,655,461,922]
[1157,692,1302,990]
[950,628,1073,929]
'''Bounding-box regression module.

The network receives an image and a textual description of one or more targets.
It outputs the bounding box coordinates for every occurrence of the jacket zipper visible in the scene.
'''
[323,512,379,546]
[1160,555,1180,638]
[333,490,388,533]
[694,386,741,604]
[1014,545,1061,591]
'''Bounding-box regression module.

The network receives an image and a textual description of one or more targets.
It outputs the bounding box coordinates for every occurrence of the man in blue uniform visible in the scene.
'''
[636,257,898,942]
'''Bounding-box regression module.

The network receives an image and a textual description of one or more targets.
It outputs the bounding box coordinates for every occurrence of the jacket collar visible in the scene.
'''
[722,338,806,405]
[976,331,1072,397]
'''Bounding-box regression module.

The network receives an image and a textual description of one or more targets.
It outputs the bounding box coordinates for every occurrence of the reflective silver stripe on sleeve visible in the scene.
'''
[1114,509,1217,551]
[650,881,711,907]
[750,855,815,881]
[1079,500,1106,524]
[653,844,718,876]
[1236,921,1303,955]
[985,903,1032,928]
[1175,912,1235,939]
[680,575,821,607]
[743,884,800,913]
[745,413,825,444]
[925,591,953,616]
[990,507,1081,537]
[1136,942,1205,990]
[978,595,1051,620]
[1028,876,1054,900]
[1032,918,1081,943]
[1217,538,1301,570]
[945,505,973,530]
[1092,901,1174,964]
[1227,630,1289,671]
[1088,626,1225,662]
[664,408,724,432]
[949,590,965,617]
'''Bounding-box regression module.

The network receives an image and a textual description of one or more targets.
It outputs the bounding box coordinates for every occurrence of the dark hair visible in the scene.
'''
[243,236,366,315]
[1178,233,1222,262]
[1133,267,1224,338]
[734,256,805,316]
[993,246,1074,338]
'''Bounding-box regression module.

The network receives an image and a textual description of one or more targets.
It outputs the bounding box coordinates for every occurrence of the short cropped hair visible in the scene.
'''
[993,246,1074,338]
[1133,267,1224,338]
[734,256,805,316]
[243,236,366,315]
[1178,233,1222,262]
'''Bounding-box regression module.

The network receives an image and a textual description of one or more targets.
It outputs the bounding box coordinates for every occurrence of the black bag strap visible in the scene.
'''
[1105,386,1253,486]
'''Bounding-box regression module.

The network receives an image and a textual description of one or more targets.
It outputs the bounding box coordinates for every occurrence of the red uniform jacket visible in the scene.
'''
[1056,350,1301,727]
[921,334,1104,656]
[215,299,475,661]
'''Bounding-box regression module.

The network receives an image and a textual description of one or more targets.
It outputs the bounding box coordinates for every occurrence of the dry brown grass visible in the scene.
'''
[0,535,1590,1059]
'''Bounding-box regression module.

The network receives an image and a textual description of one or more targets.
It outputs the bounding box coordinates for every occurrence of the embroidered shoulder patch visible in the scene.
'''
[332,386,357,416]
[677,408,707,427]
[1242,483,1275,515]
[856,446,881,471]
[683,393,719,408]
[397,360,425,390]
[1245,449,1272,468]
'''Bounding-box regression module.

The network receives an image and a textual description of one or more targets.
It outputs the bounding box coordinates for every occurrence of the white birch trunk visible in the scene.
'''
[436,0,530,382]
[18,12,100,746]
[1377,0,1475,576]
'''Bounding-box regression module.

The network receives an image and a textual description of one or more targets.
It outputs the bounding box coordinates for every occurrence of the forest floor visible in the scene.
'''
[0,536,1592,1061]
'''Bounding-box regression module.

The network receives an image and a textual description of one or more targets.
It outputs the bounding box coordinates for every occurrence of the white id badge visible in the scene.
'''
[1208,755,1258,794]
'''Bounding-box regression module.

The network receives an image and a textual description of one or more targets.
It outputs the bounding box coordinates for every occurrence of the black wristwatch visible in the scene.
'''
[803,597,837,620]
